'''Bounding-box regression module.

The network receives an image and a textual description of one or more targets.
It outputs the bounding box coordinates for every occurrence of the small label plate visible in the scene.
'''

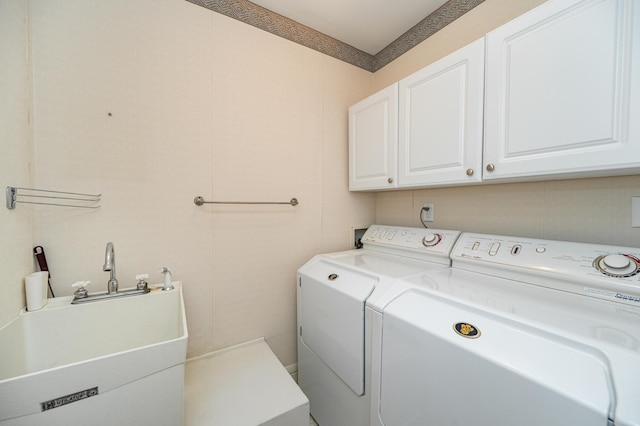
[41,387,99,411]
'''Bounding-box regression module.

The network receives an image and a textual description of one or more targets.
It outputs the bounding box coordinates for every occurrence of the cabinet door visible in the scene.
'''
[349,83,398,191]
[484,0,640,181]
[398,38,485,187]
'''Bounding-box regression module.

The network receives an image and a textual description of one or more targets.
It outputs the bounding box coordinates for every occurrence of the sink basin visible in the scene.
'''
[0,283,188,425]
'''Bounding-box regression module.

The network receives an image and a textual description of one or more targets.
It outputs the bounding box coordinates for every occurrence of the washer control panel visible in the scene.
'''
[452,233,640,305]
[361,225,461,261]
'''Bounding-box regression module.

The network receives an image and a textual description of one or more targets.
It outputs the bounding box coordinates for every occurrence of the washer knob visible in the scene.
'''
[594,253,640,277]
[422,233,441,247]
[602,254,630,269]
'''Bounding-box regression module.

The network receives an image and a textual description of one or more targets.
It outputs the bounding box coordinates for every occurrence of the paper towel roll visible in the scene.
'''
[25,271,48,311]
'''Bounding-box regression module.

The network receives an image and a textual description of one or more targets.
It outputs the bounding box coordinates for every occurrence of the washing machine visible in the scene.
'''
[296,225,461,426]
[369,232,640,426]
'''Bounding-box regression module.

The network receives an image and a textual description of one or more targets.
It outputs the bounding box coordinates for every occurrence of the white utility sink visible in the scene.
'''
[0,283,188,425]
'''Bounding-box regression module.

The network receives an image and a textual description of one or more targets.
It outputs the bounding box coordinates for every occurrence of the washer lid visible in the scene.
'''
[299,260,376,396]
[379,290,614,426]
[298,248,453,311]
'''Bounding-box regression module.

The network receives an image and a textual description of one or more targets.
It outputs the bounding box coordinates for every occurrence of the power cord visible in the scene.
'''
[420,206,430,228]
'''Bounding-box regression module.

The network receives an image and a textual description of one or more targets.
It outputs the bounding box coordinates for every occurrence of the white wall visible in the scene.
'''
[0,0,34,327]
[26,0,375,365]
[373,0,640,247]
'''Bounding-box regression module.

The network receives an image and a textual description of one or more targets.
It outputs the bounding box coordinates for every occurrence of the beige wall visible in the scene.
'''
[23,0,375,365]
[3,0,639,370]
[376,176,640,247]
[373,0,640,247]
[0,0,34,327]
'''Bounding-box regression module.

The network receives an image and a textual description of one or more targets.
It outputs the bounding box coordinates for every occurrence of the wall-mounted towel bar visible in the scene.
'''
[194,196,299,207]
[6,186,101,209]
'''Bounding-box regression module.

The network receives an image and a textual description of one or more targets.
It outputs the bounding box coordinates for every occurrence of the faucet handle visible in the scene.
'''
[135,274,149,290]
[71,281,90,298]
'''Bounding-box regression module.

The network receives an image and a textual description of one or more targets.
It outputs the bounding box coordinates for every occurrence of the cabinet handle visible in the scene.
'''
[387,177,394,184]
[485,164,495,172]
[466,168,474,176]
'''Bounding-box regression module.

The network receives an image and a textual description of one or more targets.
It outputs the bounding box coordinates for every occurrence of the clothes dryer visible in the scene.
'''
[297,225,460,426]
[370,233,640,426]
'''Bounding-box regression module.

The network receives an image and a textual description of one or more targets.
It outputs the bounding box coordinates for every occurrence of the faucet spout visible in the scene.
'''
[104,242,118,293]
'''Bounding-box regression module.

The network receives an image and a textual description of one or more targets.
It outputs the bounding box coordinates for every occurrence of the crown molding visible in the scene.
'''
[186,0,484,72]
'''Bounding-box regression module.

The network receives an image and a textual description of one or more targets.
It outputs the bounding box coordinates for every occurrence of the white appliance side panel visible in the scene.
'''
[299,262,376,396]
[378,290,613,426]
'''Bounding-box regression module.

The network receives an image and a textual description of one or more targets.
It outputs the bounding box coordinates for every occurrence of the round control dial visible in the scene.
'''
[593,254,640,277]
[422,233,442,247]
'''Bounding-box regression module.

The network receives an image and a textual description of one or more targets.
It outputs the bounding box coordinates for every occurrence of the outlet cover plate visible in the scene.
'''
[421,203,434,222]
[632,197,640,228]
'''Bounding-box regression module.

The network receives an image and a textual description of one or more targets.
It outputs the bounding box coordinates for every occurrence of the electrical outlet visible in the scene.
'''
[421,203,434,222]
[632,197,640,228]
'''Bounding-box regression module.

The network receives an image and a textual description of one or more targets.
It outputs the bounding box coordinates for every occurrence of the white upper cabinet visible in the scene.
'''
[349,83,398,190]
[483,0,640,181]
[349,39,484,191]
[348,0,640,191]
[398,38,485,187]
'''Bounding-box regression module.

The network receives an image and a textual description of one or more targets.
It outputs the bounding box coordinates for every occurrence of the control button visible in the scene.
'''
[422,233,441,247]
[378,230,387,239]
[489,242,500,256]
[510,245,522,255]
[472,242,480,251]
[536,247,546,253]
[387,231,397,240]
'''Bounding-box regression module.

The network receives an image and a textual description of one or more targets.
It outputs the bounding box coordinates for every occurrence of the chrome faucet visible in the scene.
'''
[70,242,150,304]
[103,242,118,293]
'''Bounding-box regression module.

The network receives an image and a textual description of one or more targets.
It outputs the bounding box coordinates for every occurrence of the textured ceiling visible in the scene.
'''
[186,0,485,72]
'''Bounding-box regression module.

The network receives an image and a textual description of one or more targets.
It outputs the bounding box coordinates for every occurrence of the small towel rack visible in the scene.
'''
[194,196,298,207]
[6,186,101,209]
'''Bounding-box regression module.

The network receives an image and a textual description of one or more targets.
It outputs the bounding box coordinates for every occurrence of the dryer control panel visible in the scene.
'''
[362,225,461,264]
[452,233,640,306]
